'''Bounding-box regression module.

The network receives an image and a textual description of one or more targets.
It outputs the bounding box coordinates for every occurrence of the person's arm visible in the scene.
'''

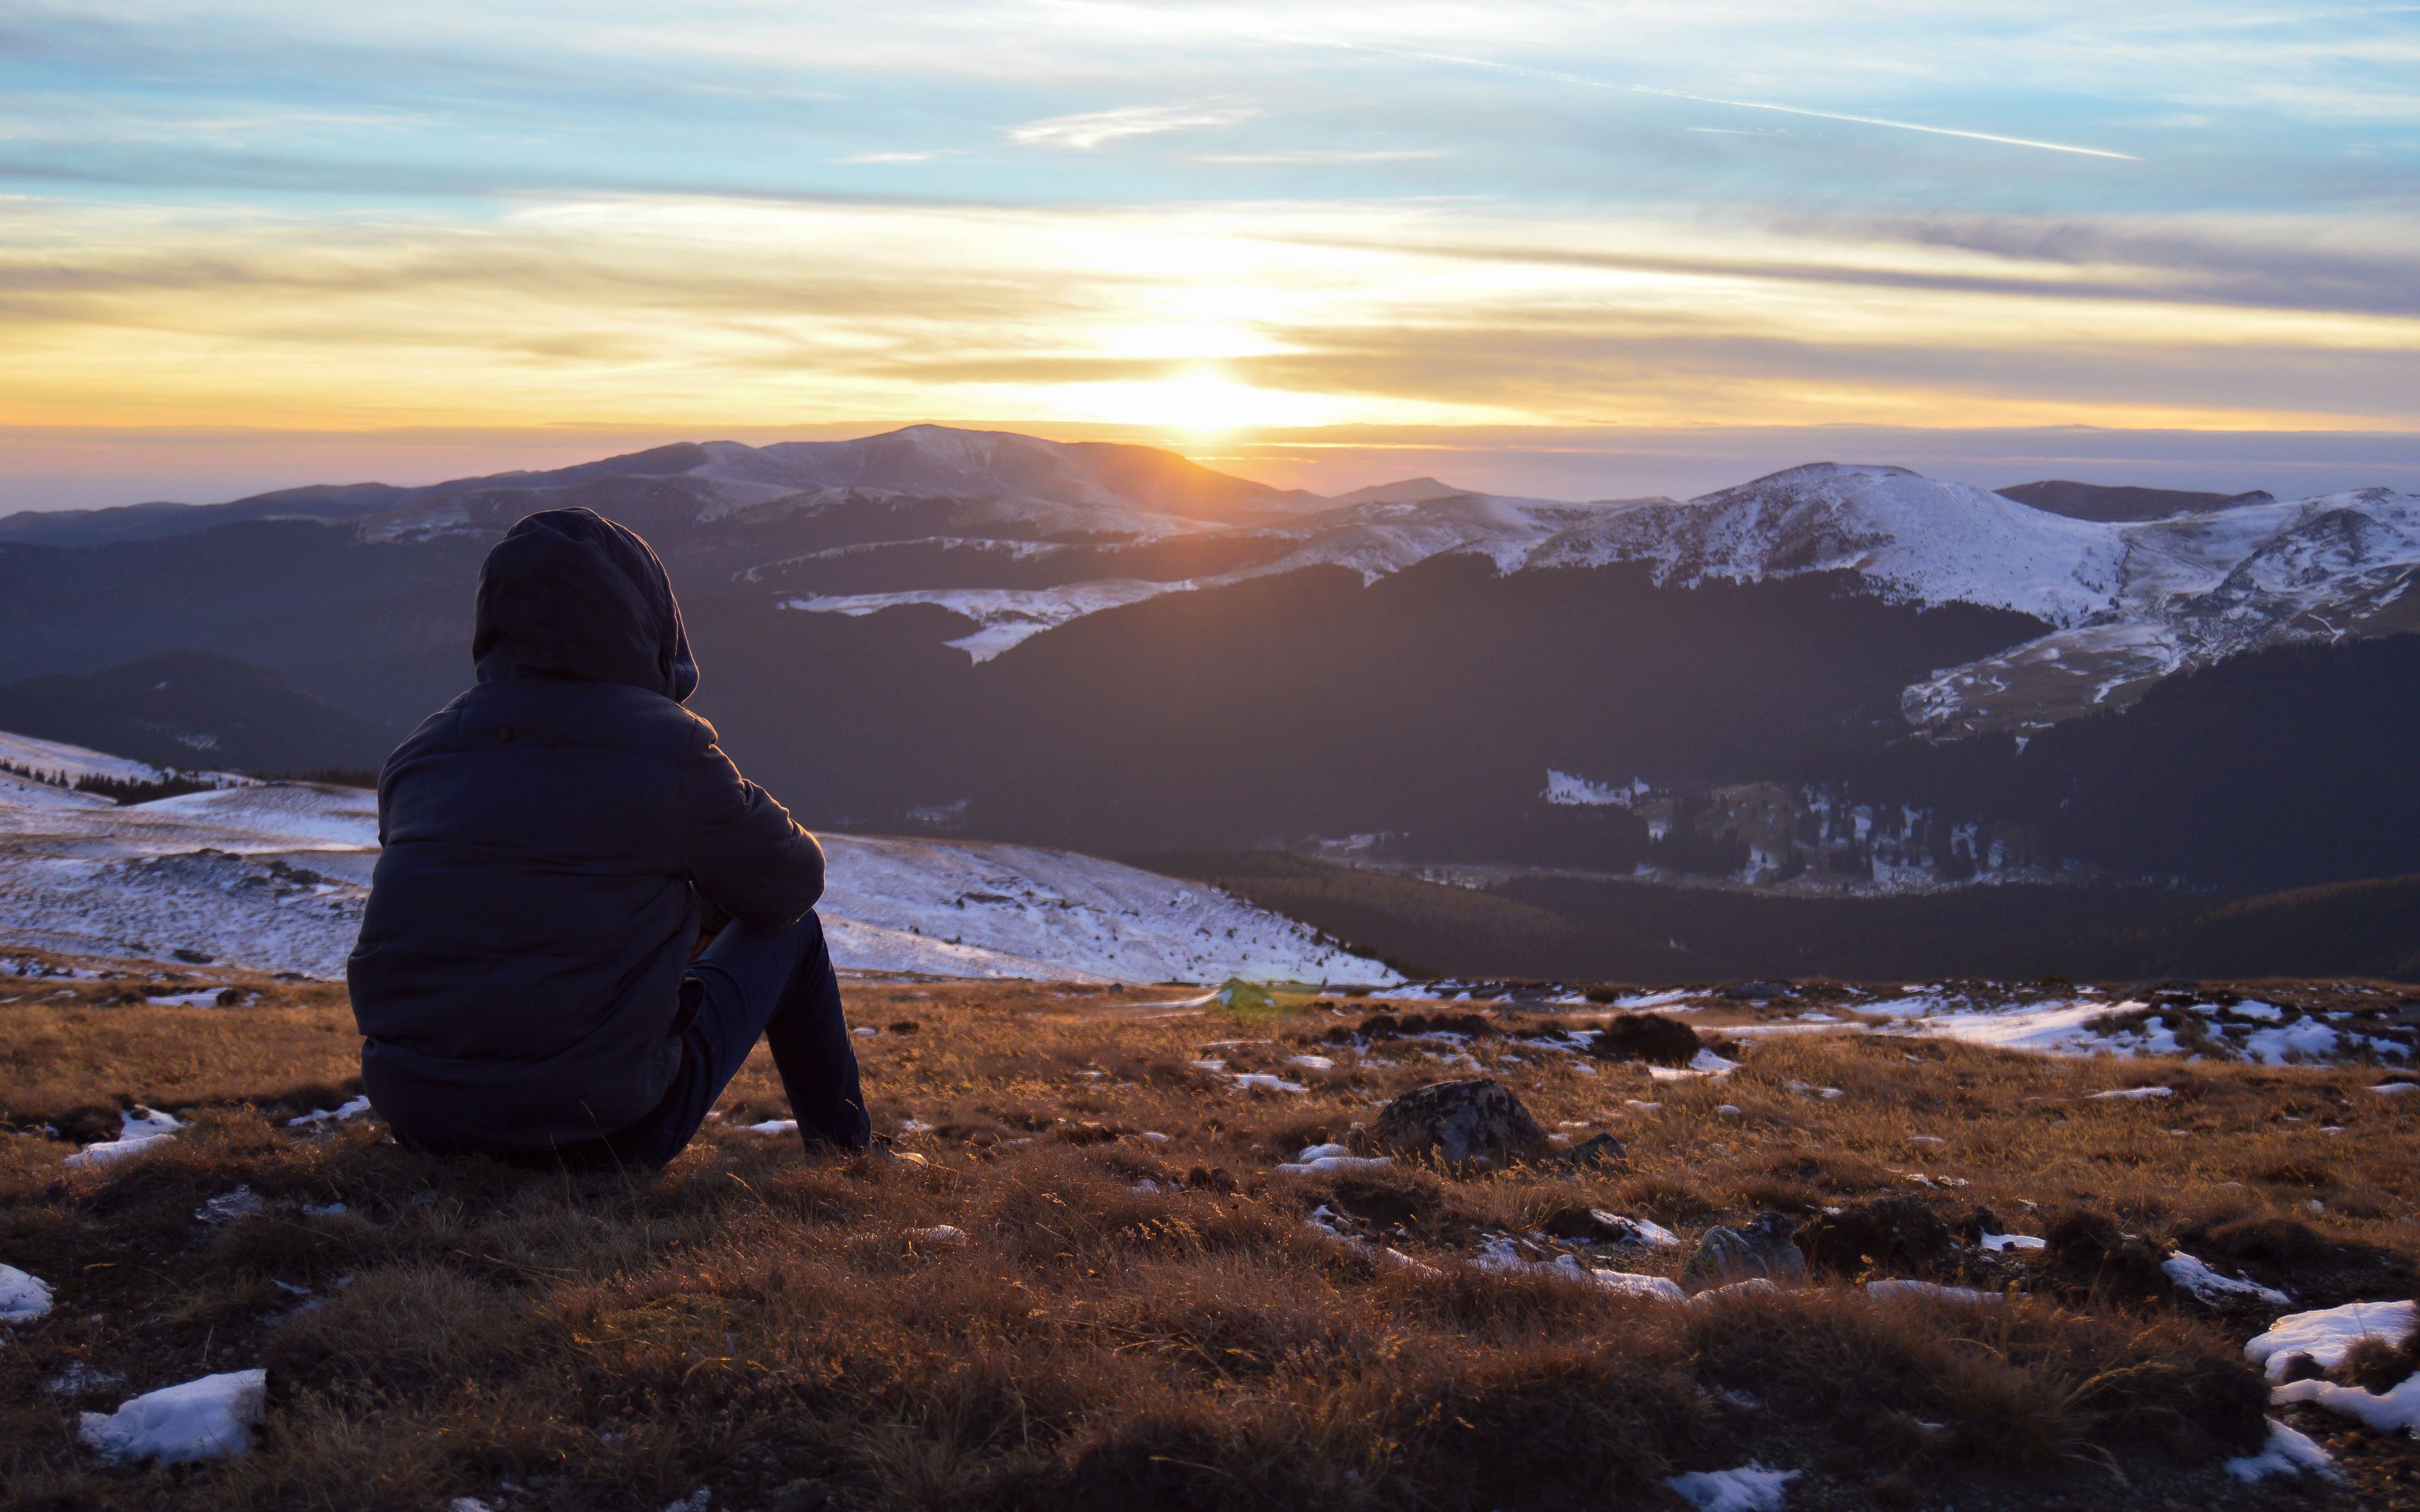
[679,734,826,931]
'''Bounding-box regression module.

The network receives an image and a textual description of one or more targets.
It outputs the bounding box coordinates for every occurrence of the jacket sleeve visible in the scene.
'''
[678,733,826,931]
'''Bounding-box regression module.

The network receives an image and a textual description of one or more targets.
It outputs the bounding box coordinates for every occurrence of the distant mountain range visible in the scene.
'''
[2,425,2413,899]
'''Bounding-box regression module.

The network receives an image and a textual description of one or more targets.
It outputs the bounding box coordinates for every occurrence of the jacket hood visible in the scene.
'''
[471,508,699,702]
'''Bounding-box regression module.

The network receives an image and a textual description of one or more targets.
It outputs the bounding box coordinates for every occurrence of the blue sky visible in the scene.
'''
[3,1,2416,505]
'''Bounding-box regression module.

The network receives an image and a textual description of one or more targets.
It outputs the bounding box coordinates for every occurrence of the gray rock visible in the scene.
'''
[1685,1211,1809,1285]
[1363,1077,1549,1167]
[1548,1132,1629,1171]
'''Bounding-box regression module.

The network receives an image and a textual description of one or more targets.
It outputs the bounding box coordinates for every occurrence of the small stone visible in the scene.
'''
[1362,1077,1549,1167]
[1589,1014,1703,1067]
[1551,1131,1629,1170]
[1686,1211,1809,1285]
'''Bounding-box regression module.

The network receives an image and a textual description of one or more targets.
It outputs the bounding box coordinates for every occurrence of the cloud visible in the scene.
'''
[1005,99,1258,150]
[1194,149,1444,163]
[3,193,2411,442]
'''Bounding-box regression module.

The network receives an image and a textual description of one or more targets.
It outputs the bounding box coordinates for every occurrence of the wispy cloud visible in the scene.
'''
[1196,149,1445,164]
[1006,100,1258,150]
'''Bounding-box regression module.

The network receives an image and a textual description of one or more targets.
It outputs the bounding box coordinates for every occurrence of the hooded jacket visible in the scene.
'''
[347,507,824,1151]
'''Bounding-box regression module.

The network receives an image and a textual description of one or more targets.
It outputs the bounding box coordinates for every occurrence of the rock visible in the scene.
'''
[1793,1196,1959,1280]
[1541,1204,1673,1246]
[1548,1132,1628,1171]
[1589,1014,1703,1067]
[1686,1211,1809,1285]
[1362,1077,1548,1167]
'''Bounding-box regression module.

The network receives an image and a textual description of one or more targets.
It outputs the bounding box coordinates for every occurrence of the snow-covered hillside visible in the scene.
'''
[1531,465,2128,627]
[0,730,173,786]
[0,733,1395,984]
[817,835,1390,983]
[1903,486,2420,731]
[762,450,2420,719]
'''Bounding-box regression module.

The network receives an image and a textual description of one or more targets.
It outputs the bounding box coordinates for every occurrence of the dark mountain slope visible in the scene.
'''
[689,556,2046,859]
[1997,479,2269,522]
[1146,850,2420,984]
[0,523,488,686]
[1802,633,2420,891]
[0,651,396,773]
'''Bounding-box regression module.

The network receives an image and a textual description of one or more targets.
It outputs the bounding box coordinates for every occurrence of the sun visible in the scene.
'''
[1068,369,1351,436]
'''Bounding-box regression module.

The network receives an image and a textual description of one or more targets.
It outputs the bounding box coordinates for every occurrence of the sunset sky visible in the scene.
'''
[4,1,2416,507]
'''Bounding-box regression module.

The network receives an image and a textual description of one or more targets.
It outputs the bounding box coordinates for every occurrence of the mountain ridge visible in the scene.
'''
[3,427,2412,740]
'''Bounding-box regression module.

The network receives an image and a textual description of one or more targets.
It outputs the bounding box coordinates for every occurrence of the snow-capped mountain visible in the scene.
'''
[8,428,2413,736]
[757,450,2420,728]
[1518,465,2420,733]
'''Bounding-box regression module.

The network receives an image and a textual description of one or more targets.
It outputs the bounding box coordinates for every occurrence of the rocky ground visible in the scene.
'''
[3,953,2418,1510]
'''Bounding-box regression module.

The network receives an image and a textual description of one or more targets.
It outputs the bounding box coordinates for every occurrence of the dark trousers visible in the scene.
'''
[592,910,869,1166]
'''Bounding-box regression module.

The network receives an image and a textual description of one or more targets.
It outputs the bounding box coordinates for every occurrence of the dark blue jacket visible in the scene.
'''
[347,508,824,1151]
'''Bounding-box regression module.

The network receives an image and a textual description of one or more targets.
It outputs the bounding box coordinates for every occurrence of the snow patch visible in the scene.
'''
[1,1262,54,1321]
[1664,1463,1800,1512]
[2245,1300,2417,1380]
[2226,1419,2337,1482]
[79,1368,267,1463]
[2162,1251,2290,1309]
[2271,1373,2420,1436]
[62,1107,183,1169]
[287,1095,372,1127]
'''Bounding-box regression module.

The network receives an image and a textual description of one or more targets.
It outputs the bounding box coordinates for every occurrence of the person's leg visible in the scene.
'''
[611,911,865,1164]
[744,915,870,1150]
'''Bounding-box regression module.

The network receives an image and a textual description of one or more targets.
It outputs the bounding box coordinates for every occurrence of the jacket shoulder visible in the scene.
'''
[403,679,712,761]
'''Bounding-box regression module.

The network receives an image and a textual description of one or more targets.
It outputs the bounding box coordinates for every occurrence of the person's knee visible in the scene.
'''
[785,908,832,972]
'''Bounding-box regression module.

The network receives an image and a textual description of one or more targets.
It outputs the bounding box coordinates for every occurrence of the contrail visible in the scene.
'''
[1380,46,2141,162]
[1634,86,2141,161]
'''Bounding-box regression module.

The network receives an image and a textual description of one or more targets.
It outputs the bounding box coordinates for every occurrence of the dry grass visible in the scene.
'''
[3,957,2416,1510]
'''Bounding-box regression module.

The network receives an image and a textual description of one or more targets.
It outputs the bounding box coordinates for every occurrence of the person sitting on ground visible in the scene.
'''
[347,507,870,1165]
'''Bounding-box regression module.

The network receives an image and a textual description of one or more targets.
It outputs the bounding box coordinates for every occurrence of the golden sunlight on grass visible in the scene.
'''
[4,954,2417,1508]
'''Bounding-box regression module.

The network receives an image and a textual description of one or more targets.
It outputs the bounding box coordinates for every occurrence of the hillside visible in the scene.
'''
[0,653,395,774]
[1143,850,2420,985]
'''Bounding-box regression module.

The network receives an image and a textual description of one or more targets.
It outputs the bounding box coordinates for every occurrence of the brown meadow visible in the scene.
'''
[3,956,2416,1511]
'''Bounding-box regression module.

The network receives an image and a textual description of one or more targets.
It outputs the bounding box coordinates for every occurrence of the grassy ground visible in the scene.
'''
[3,954,2417,1511]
